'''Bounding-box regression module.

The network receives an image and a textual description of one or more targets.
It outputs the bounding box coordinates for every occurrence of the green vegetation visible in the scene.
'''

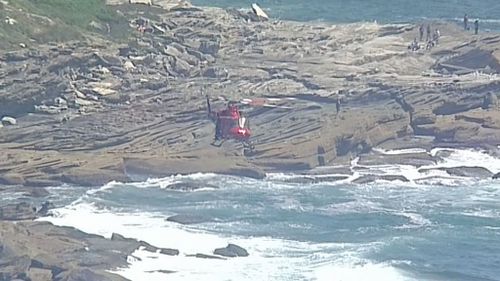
[0,0,130,50]
[11,0,122,27]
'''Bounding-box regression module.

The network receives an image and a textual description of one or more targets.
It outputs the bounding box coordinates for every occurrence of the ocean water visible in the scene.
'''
[191,0,500,31]
[31,148,500,281]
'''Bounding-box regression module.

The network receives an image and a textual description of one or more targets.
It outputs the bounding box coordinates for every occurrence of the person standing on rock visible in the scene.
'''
[464,14,469,30]
[419,24,424,41]
[336,96,342,117]
[426,24,432,41]
[474,19,479,35]
[433,28,441,45]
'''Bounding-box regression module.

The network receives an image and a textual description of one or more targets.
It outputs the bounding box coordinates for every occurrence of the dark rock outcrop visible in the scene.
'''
[166,214,211,225]
[493,172,500,179]
[353,175,410,184]
[165,182,217,191]
[420,166,493,178]
[159,248,179,256]
[187,253,226,260]
[213,244,249,257]
[110,233,179,256]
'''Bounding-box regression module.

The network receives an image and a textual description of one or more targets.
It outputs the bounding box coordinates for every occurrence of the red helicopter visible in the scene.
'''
[206,95,254,151]
[205,95,295,152]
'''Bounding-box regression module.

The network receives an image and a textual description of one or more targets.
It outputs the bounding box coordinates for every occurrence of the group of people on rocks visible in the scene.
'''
[409,24,440,52]
[408,13,482,52]
[463,14,480,35]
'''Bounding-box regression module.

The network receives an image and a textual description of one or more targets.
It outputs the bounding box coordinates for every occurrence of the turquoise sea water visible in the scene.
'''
[34,168,500,281]
[1,149,494,280]
[191,0,500,31]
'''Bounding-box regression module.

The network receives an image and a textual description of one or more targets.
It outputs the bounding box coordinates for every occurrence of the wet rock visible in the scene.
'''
[226,167,266,179]
[187,253,226,260]
[110,233,179,256]
[213,244,249,257]
[159,248,179,256]
[24,178,62,187]
[358,153,436,167]
[493,172,500,179]
[19,186,50,198]
[420,166,493,178]
[165,182,217,191]
[282,176,317,184]
[110,233,128,242]
[353,175,410,184]
[166,214,211,225]
[145,269,176,274]
[282,175,349,184]
[0,202,37,220]
[37,201,55,216]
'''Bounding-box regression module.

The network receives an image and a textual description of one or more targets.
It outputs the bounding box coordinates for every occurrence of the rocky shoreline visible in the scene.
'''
[1,0,500,280]
[1,2,500,189]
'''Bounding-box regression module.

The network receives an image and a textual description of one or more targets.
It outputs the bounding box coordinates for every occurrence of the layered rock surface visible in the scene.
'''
[1,4,498,187]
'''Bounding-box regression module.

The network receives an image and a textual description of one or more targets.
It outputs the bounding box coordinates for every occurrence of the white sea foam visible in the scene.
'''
[38,201,416,281]
[372,147,428,155]
[395,212,433,229]
[86,181,122,195]
[429,148,500,174]
[348,147,500,186]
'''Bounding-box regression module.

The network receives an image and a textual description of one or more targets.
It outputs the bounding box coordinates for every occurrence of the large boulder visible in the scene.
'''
[213,244,249,257]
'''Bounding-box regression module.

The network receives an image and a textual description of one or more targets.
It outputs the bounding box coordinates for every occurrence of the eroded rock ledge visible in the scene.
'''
[0,2,499,187]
